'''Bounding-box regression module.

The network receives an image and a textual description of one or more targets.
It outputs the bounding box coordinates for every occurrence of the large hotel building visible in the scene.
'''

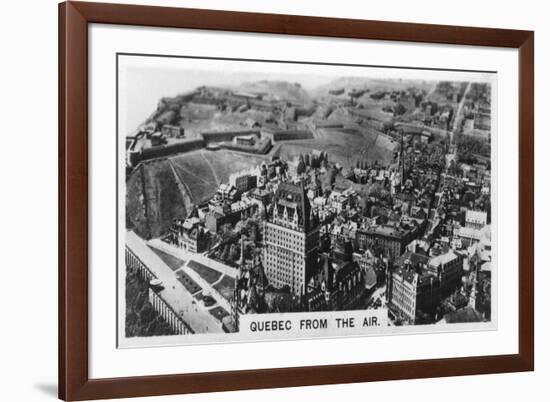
[264,182,320,296]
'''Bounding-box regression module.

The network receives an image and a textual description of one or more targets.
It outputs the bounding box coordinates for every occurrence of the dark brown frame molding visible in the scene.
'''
[59,1,534,400]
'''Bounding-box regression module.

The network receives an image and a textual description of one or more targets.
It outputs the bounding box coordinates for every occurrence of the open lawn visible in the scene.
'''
[170,151,219,204]
[271,121,396,169]
[170,150,269,205]
[126,122,395,242]
[176,270,202,294]
[212,275,236,301]
[126,160,189,239]
[127,149,269,241]
[148,246,185,271]
[200,150,268,183]
[187,260,223,284]
[209,306,230,321]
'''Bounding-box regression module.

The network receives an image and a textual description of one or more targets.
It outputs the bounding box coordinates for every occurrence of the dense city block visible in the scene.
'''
[124,76,492,336]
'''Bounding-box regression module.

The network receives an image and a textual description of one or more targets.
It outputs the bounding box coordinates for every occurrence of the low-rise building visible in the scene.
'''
[205,200,258,233]
[353,249,386,290]
[231,173,257,194]
[150,131,167,146]
[465,210,487,230]
[167,218,207,253]
[328,186,356,214]
[216,183,241,203]
[251,187,272,206]
[234,134,257,146]
[356,220,419,260]
[306,254,365,311]
[161,124,184,138]
[428,249,463,298]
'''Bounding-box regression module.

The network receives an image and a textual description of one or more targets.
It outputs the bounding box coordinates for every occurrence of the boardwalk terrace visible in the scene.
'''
[125,231,225,334]
[264,182,320,296]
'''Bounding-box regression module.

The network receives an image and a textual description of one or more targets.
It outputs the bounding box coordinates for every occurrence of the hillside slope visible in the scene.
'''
[126,159,191,239]
[126,150,269,238]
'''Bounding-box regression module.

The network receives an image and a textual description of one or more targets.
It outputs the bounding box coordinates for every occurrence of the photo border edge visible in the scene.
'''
[58,1,535,400]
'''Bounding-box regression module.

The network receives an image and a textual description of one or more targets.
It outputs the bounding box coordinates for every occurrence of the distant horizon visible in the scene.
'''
[119,59,494,135]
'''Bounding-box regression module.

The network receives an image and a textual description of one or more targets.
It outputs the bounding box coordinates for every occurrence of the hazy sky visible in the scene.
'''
[119,56,495,135]
[121,67,334,133]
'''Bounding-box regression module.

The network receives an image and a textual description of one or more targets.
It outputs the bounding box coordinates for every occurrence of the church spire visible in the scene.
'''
[239,234,245,269]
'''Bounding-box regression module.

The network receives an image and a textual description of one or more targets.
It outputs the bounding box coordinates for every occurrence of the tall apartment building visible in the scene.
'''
[264,182,320,296]
[387,249,463,324]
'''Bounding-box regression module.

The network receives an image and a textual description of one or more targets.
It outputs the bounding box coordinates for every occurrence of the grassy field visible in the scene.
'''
[148,246,185,271]
[176,271,202,294]
[208,306,230,321]
[126,165,150,238]
[126,126,395,241]
[201,150,267,183]
[170,150,269,203]
[187,260,223,284]
[126,159,189,239]
[126,149,268,240]
[213,275,235,301]
[170,151,219,204]
[274,127,396,169]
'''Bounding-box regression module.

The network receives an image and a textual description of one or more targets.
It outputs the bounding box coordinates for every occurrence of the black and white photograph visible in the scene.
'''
[119,54,495,346]
[4,0,547,400]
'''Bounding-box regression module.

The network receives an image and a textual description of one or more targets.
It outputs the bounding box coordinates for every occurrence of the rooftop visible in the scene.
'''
[429,249,459,268]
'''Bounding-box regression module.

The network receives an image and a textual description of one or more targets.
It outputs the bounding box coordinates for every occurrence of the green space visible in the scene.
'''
[213,275,236,301]
[187,260,223,284]
[209,306,230,321]
[176,270,202,294]
[148,246,185,271]
[125,267,175,337]
[126,159,189,239]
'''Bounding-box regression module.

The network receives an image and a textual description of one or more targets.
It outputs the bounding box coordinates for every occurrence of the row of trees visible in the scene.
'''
[355,159,380,170]
[214,220,262,266]
[456,134,491,161]
[295,151,329,175]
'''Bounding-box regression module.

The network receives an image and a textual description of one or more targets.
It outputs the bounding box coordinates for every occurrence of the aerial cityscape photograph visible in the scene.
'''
[120,56,494,345]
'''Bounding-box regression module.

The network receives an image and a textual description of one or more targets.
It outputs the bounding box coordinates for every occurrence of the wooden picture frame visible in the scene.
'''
[59,1,534,400]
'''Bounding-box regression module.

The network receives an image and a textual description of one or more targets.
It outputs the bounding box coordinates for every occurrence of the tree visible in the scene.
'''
[230,243,240,262]
[297,159,305,175]
[394,103,406,116]
[322,167,337,191]
[343,240,353,262]
[248,221,260,243]
[368,183,389,201]
[310,155,320,169]
[220,244,231,262]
